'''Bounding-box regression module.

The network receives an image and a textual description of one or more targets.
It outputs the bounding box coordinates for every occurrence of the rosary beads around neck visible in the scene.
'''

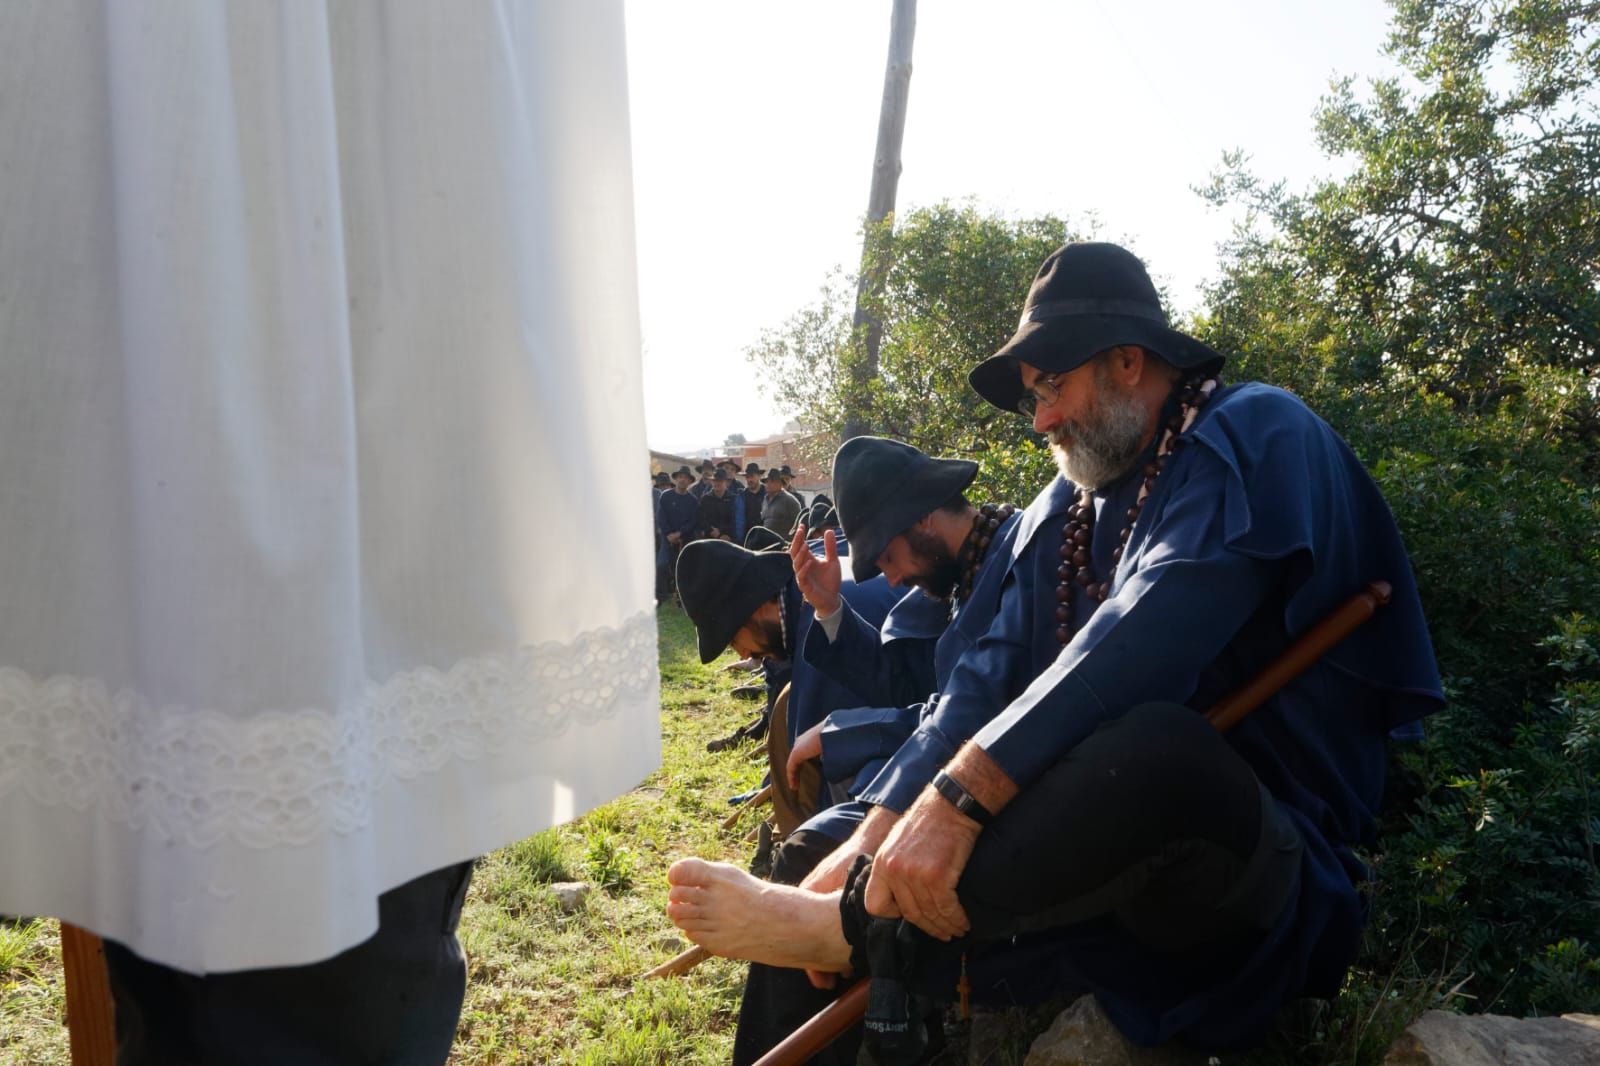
[950,501,1017,619]
[1051,375,1220,645]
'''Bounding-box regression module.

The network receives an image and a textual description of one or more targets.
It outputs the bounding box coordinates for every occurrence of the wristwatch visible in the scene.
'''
[931,770,994,826]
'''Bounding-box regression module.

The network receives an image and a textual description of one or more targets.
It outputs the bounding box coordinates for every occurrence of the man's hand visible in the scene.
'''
[666,531,682,545]
[796,806,899,988]
[789,524,843,619]
[787,721,824,790]
[864,787,981,941]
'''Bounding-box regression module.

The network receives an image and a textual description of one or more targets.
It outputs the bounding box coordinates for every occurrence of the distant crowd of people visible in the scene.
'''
[652,459,834,603]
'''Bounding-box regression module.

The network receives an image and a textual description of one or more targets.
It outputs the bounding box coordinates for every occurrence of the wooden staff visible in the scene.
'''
[720,784,773,830]
[753,581,1394,1066]
[644,944,711,979]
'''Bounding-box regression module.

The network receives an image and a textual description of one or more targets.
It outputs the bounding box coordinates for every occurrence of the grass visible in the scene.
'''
[0,604,1443,1064]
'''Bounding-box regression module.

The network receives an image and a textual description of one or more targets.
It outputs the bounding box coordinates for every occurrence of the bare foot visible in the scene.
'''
[666,858,853,973]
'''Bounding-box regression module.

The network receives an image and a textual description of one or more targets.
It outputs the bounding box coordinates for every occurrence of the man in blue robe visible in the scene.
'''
[667,241,1444,1058]
[674,539,902,778]
[726,435,1076,1064]
[655,465,699,601]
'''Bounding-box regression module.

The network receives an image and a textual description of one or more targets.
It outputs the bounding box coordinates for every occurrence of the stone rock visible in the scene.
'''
[655,934,684,954]
[1383,1010,1600,1065]
[1024,996,1212,1066]
[548,881,592,913]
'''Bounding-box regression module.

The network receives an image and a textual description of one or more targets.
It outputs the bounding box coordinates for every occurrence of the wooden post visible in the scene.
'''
[843,0,918,440]
[59,923,116,1066]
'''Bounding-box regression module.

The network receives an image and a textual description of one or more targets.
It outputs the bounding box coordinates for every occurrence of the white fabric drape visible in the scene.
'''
[0,1,660,972]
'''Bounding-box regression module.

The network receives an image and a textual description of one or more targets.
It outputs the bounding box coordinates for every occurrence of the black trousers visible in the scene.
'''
[103,860,475,1066]
[734,702,1303,1063]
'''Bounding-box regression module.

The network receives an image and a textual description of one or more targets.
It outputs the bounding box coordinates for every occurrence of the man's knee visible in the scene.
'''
[769,828,840,886]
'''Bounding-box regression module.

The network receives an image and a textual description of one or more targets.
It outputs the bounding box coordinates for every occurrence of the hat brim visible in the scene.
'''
[849,458,978,583]
[969,315,1224,413]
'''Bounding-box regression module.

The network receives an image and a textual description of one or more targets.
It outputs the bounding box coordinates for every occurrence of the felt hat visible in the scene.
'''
[807,500,837,531]
[779,465,795,479]
[672,465,694,482]
[968,242,1225,414]
[676,539,791,663]
[744,462,763,476]
[762,467,784,483]
[743,525,787,552]
[712,468,730,482]
[697,460,715,474]
[831,436,978,583]
[652,471,670,487]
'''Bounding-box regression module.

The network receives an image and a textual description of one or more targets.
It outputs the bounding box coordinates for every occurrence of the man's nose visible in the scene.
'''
[1032,400,1061,436]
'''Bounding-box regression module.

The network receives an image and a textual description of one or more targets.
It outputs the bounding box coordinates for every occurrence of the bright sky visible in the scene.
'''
[625,0,1402,454]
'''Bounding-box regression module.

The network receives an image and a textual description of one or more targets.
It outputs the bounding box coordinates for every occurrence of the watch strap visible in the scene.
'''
[931,770,994,826]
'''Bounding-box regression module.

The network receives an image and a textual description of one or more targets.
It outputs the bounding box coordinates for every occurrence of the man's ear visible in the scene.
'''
[1109,345,1147,386]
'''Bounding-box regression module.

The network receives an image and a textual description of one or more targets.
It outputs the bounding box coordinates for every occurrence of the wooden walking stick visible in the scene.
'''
[720,784,773,830]
[753,581,1394,1066]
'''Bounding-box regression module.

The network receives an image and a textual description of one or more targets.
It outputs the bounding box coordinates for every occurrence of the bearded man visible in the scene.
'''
[668,241,1443,1057]
[719,434,1076,1065]
[674,538,902,771]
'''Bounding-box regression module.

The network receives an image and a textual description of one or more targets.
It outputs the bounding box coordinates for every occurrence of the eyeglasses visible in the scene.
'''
[1016,372,1065,417]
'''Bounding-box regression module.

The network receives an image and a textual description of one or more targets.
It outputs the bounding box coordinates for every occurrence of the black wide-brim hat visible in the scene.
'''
[744,462,762,476]
[969,242,1225,413]
[676,540,792,664]
[743,526,787,552]
[672,465,694,481]
[832,436,978,583]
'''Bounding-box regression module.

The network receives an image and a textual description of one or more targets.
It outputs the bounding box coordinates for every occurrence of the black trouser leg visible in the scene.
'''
[957,702,1300,952]
[837,704,1303,1049]
[104,860,476,1066]
[732,830,864,1066]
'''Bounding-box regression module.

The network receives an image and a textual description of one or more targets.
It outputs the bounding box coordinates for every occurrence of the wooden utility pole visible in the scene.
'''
[843,0,917,441]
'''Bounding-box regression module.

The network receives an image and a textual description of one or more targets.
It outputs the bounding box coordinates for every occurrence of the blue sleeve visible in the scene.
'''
[803,599,935,710]
[818,703,925,783]
[859,451,1275,808]
[972,454,1274,791]
[856,561,1039,812]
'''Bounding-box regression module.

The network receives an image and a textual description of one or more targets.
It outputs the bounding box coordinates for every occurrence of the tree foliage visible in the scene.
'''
[746,203,1078,502]
[1194,0,1600,1023]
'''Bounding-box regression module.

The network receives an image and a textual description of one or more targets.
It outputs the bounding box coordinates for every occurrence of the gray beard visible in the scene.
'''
[1048,385,1151,491]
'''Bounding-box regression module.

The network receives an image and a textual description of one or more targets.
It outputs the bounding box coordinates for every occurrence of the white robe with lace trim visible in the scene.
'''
[0,0,660,972]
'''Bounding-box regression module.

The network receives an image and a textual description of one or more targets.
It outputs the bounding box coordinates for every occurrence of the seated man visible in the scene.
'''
[721,435,1075,1064]
[674,538,904,791]
[669,241,1444,1057]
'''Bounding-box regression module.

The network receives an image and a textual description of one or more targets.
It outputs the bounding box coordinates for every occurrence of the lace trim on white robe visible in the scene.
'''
[0,611,658,849]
